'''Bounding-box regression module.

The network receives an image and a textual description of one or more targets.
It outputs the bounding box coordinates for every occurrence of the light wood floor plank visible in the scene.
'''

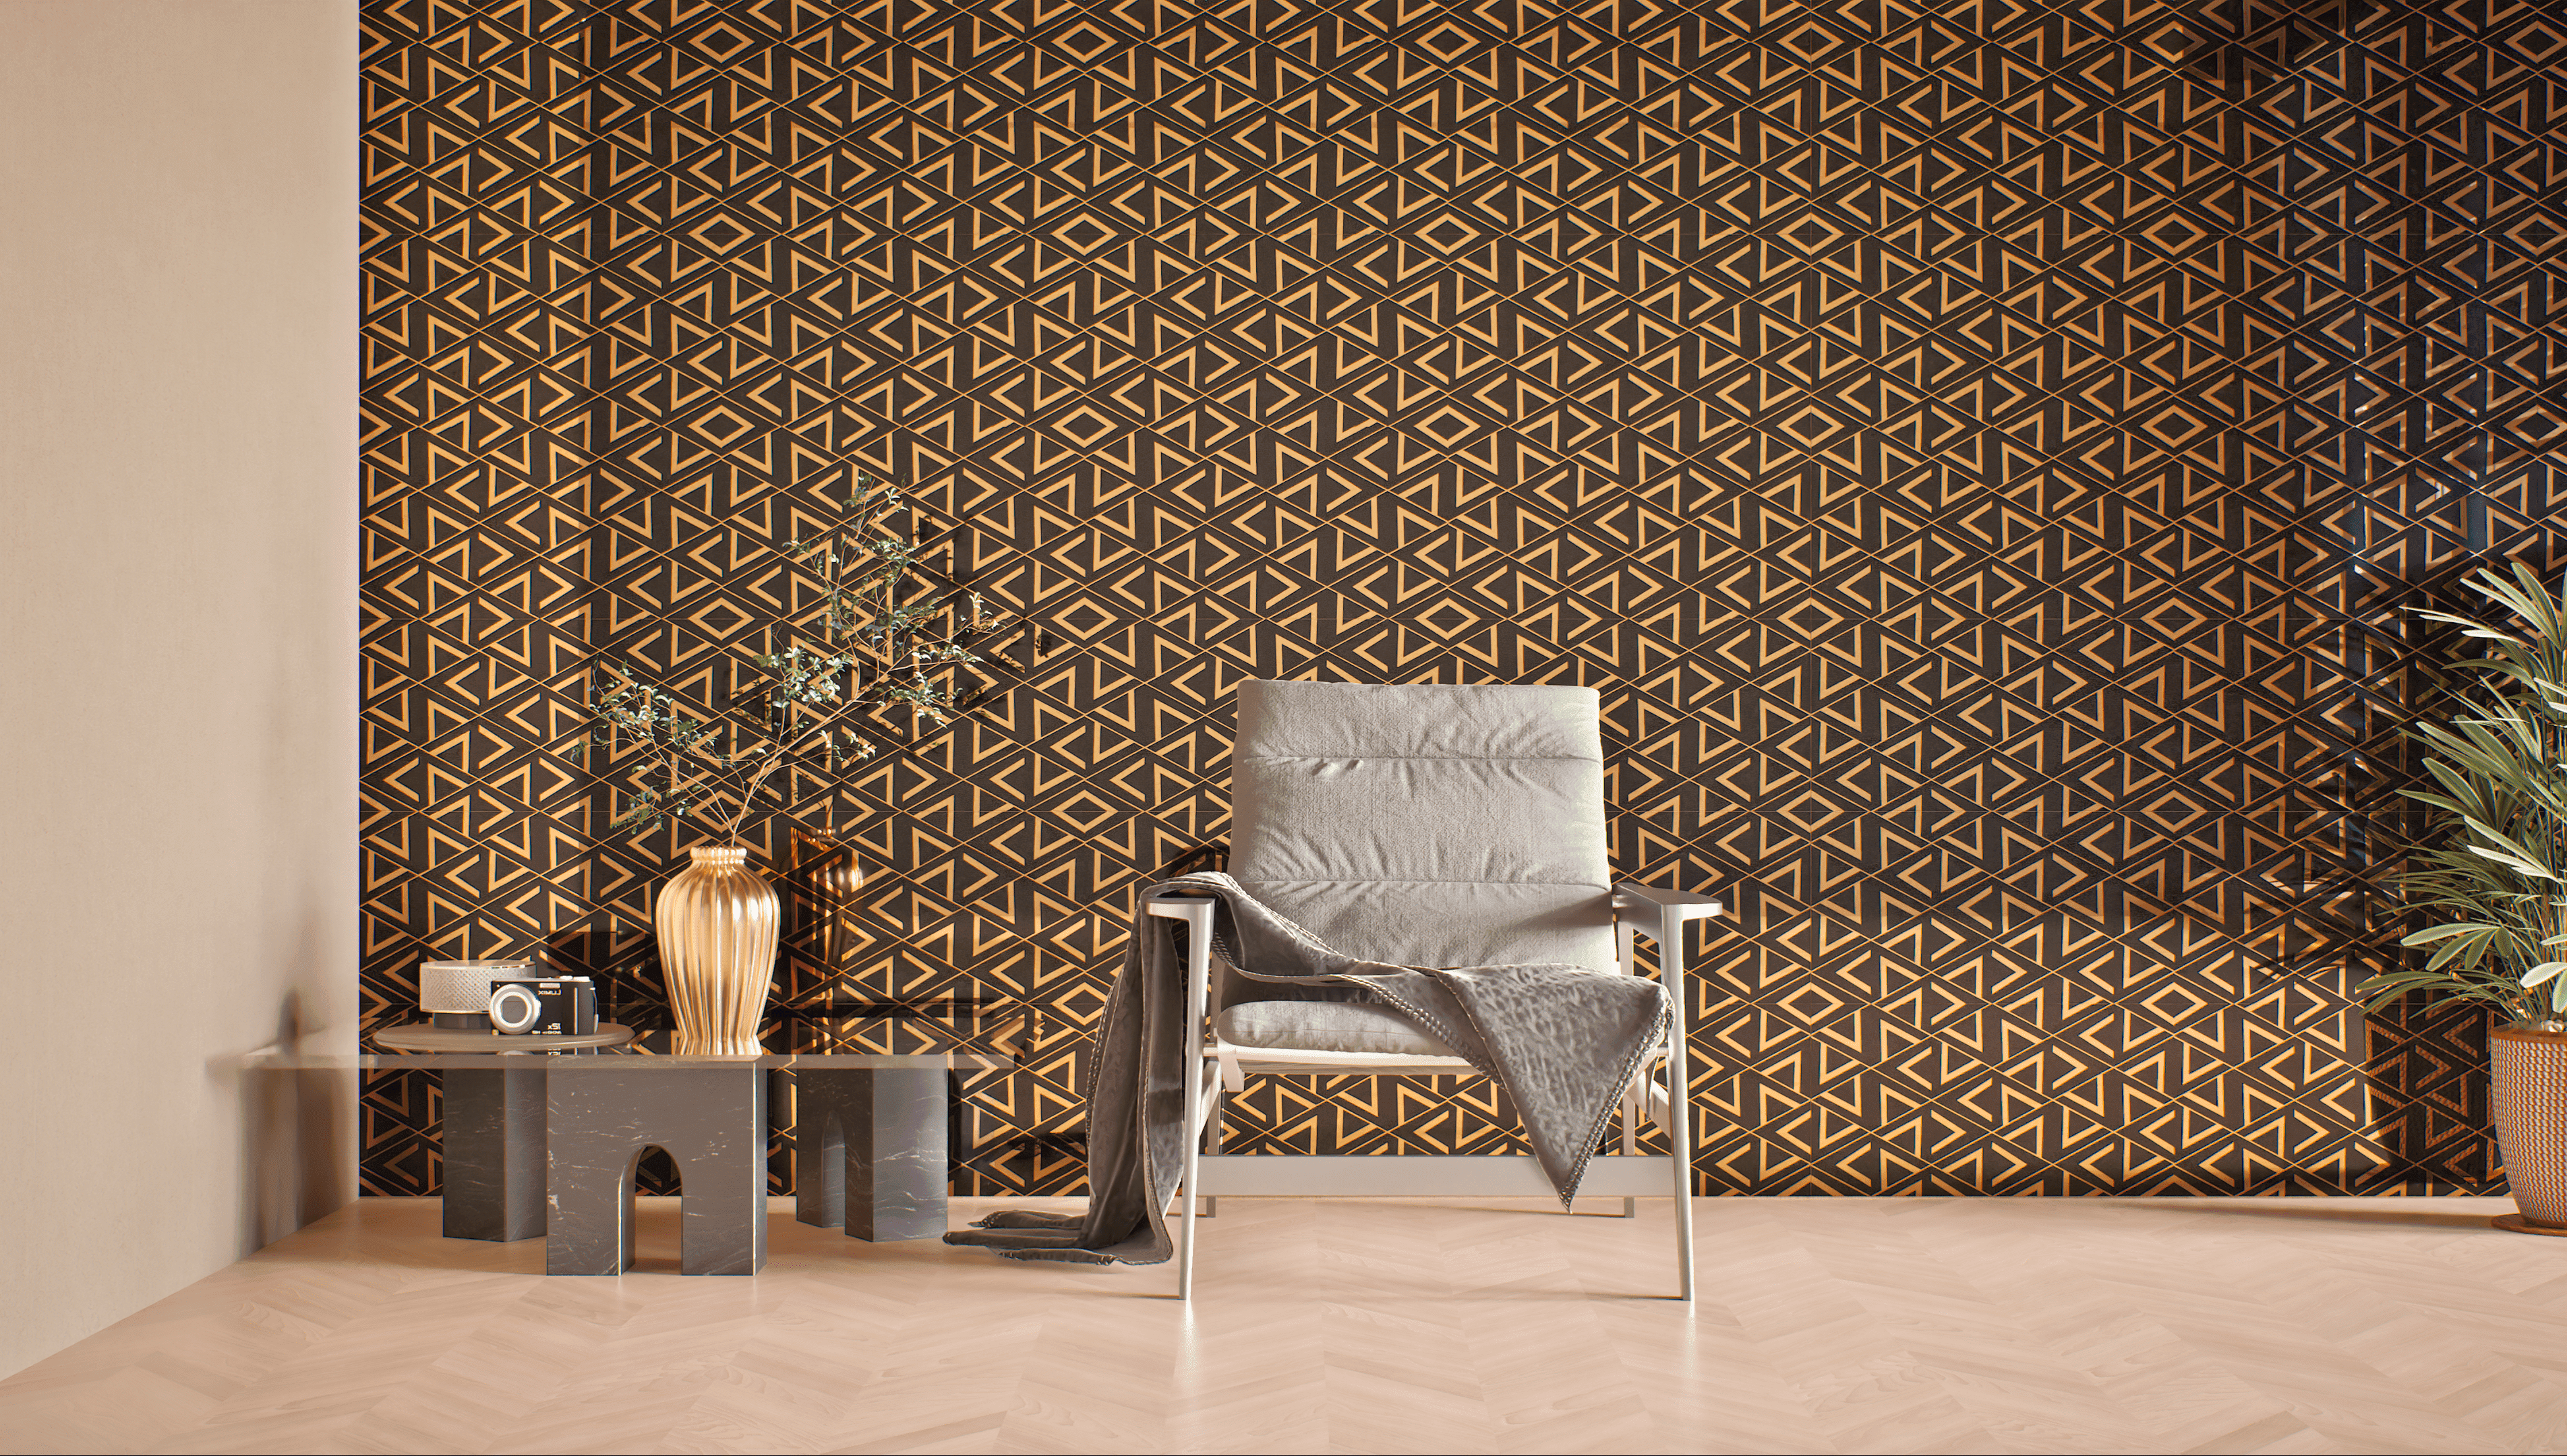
[3,1195,2562,1455]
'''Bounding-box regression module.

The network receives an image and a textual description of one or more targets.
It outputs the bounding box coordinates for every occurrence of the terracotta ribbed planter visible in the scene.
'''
[2490,1021,2567,1236]
[654,844,779,1056]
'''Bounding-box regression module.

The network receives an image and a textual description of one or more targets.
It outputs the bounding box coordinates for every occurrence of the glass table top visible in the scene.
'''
[357,1001,1030,1071]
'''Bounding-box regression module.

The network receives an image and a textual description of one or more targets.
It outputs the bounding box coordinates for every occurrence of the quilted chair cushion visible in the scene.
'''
[1212,1000,1462,1058]
[1222,680,1618,1013]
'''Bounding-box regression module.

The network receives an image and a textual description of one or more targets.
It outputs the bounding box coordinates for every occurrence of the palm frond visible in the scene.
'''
[2385,564,2567,1025]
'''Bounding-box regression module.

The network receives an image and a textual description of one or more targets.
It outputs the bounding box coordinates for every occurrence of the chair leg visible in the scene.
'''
[1179,1165,1196,1300]
[1664,1064,1694,1302]
[1621,1071,1641,1218]
[1202,1092,1221,1219]
[1178,1060,1210,1300]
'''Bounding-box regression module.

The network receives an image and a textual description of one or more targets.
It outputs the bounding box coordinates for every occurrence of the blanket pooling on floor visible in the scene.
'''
[943,872,1670,1266]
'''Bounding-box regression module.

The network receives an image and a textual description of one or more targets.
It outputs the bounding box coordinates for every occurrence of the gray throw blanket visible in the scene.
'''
[944,872,1669,1266]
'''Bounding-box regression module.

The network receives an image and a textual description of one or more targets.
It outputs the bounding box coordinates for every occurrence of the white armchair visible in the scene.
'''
[1147,681,1725,1300]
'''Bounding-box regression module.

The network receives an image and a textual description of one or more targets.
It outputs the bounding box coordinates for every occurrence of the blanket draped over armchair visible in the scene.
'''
[943,872,1670,1266]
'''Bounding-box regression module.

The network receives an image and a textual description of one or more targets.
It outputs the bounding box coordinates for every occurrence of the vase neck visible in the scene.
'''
[688,845,749,868]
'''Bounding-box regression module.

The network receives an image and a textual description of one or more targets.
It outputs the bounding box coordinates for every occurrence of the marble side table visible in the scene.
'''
[361,1033,1013,1275]
[369,1023,634,1242]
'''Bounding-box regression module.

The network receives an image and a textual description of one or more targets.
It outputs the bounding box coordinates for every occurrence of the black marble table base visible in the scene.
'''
[795,1068,948,1241]
[442,1068,545,1242]
[429,1062,964,1263]
[545,1064,768,1276]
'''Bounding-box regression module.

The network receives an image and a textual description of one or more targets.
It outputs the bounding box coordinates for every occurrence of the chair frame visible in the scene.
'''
[1146,883,1725,1301]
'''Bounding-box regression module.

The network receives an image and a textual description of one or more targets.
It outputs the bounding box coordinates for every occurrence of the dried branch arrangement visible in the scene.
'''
[569,470,1017,845]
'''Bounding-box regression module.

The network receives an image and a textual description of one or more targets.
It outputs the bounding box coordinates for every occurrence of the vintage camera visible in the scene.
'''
[488,975,597,1035]
[419,959,533,1030]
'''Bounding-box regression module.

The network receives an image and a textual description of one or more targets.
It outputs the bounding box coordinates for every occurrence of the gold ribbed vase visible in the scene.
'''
[654,844,780,1056]
[2491,1021,2567,1234]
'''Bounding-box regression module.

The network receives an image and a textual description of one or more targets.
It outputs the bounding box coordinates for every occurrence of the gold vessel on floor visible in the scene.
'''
[654,844,779,1056]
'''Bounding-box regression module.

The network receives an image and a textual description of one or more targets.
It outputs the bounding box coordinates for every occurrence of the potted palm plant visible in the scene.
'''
[568,468,1015,1054]
[2360,564,2567,1235]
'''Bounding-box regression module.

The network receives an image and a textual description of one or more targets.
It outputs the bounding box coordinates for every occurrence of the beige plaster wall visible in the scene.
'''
[0,0,357,1379]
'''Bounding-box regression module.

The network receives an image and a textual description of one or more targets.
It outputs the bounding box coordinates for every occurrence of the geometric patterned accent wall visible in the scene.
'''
[359,0,2567,1199]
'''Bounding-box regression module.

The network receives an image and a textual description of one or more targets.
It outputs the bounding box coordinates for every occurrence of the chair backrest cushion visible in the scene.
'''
[1225,680,1617,998]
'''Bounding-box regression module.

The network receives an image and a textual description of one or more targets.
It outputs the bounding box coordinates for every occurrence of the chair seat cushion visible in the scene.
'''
[1214,1000,1460,1058]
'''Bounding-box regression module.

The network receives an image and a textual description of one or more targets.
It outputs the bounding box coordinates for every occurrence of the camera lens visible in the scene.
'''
[489,984,543,1033]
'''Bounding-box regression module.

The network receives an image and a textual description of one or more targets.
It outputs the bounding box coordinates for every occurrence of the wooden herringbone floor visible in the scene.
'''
[0,1194,2560,1455]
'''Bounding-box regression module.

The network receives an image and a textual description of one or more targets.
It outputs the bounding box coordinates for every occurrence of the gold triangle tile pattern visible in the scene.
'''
[358,0,2566,1200]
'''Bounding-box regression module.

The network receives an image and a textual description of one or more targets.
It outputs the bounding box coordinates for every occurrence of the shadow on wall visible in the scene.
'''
[2363,989,2498,1193]
[2176,0,2365,90]
[237,988,353,1252]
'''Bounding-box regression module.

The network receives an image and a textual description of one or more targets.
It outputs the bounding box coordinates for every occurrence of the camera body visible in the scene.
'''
[419,959,533,1030]
[488,975,597,1035]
